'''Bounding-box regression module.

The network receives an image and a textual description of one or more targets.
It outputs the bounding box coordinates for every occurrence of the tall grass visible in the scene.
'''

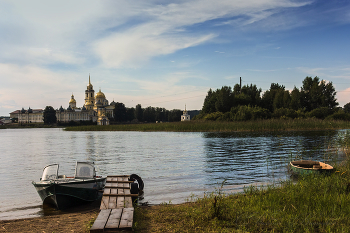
[65,119,350,132]
[133,131,350,232]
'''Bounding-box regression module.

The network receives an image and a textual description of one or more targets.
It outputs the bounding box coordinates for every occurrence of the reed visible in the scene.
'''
[65,119,350,132]
[133,131,350,232]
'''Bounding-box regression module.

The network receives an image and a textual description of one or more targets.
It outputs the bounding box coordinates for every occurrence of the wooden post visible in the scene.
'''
[240,77,242,94]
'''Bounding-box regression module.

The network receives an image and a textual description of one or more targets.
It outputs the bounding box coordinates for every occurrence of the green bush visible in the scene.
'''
[272,108,298,119]
[231,105,270,121]
[203,112,224,121]
[306,107,333,119]
[216,112,232,121]
[325,111,350,121]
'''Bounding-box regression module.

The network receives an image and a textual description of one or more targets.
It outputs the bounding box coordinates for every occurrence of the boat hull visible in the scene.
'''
[33,177,106,209]
[289,160,334,176]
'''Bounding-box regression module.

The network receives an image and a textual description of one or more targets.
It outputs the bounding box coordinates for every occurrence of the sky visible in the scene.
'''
[1,0,350,116]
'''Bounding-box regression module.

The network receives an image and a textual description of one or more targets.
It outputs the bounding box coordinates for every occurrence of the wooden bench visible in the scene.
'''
[90,175,137,232]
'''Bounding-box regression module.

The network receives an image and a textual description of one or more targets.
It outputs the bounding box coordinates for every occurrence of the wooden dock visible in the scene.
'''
[90,175,137,232]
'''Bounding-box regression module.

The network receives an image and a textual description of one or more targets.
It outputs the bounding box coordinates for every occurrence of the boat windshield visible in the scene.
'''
[74,162,95,179]
[41,164,59,181]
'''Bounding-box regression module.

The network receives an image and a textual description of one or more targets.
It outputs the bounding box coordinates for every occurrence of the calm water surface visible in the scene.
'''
[0,128,346,220]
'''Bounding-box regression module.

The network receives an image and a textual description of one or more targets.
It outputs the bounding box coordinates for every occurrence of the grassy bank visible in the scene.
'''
[0,123,60,129]
[132,132,350,232]
[65,119,350,132]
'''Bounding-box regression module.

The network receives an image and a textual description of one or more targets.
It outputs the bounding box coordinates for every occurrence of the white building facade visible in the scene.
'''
[10,75,114,125]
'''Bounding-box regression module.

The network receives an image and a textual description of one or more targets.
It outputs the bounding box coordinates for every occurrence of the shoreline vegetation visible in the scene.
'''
[63,119,350,132]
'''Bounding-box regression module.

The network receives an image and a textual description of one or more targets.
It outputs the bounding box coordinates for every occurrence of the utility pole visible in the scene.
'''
[240,77,242,94]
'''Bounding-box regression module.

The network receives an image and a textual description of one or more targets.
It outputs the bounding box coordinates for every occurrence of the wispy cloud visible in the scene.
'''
[93,0,312,68]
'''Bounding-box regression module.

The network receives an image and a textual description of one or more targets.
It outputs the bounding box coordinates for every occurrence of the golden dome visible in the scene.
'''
[85,102,93,106]
[96,89,105,99]
[69,94,76,103]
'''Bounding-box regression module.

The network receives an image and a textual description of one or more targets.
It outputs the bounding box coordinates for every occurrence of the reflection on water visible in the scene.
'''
[0,128,346,220]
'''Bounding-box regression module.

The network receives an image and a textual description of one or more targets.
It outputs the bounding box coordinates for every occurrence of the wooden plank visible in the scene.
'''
[124,180,133,208]
[105,208,123,230]
[116,177,125,209]
[108,188,118,209]
[106,180,134,183]
[102,193,138,197]
[104,186,130,189]
[90,209,111,232]
[100,188,111,210]
[107,175,130,178]
[119,208,134,229]
[106,177,113,182]
[107,177,118,209]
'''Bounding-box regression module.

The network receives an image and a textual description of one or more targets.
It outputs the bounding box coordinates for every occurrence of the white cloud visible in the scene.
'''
[93,0,311,68]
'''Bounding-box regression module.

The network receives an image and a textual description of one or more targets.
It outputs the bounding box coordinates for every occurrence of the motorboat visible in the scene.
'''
[32,162,106,209]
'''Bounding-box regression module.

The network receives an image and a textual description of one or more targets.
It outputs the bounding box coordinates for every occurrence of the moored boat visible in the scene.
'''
[289,160,334,175]
[32,162,106,209]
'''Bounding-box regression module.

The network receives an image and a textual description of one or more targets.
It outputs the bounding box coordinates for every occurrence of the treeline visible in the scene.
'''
[112,104,184,123]
[196,76,350,121]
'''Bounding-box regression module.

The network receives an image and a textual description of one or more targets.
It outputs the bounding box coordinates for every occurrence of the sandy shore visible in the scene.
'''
[0,209,99,233]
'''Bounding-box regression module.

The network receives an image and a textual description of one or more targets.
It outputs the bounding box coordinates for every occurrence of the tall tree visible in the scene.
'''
[126,107,135,121]
[261,83,286,112]
[202,89,217,114]
[301,76,338,111]
[155,107,166,122]
[290,87,302,110]
[168,109,182,122]
[143,106,156,122]
[135,104,143,122]
[215,86,233,113]
[113,102,127,122]
[241,84,262,106]
[344,102,350,113]
[43,106,57,124]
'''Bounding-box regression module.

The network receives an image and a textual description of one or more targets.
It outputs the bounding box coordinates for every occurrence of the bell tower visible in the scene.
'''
[84,74,95,110]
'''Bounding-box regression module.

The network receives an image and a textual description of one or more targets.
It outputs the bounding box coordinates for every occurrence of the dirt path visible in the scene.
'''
[0,210,99,233]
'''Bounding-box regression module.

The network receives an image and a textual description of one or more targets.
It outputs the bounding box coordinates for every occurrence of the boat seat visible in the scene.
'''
[76,166,93,178]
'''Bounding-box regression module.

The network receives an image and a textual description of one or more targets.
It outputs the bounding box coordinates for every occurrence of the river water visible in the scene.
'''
[0,128,347,220]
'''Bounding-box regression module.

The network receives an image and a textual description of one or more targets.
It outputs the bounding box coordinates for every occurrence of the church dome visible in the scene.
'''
[95,100,103,106]
[69,95,76,104]
[96,89,105,99]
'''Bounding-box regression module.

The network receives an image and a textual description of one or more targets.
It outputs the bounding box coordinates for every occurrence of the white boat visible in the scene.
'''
[32,162,106,209]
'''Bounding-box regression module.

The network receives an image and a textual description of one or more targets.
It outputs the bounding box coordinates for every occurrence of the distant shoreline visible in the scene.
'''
[64,119,350,132]
[2,119,350,132]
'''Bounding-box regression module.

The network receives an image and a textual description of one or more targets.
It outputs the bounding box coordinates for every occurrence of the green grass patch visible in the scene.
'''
[65,119,350,132]
[134,168,350,232]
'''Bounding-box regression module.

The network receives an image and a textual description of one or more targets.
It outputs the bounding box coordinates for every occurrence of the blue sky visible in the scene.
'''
[1,0,350,116]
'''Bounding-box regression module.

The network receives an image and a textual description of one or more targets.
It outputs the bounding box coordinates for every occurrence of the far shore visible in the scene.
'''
[2,119,350,132]
[64,118,350,132]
